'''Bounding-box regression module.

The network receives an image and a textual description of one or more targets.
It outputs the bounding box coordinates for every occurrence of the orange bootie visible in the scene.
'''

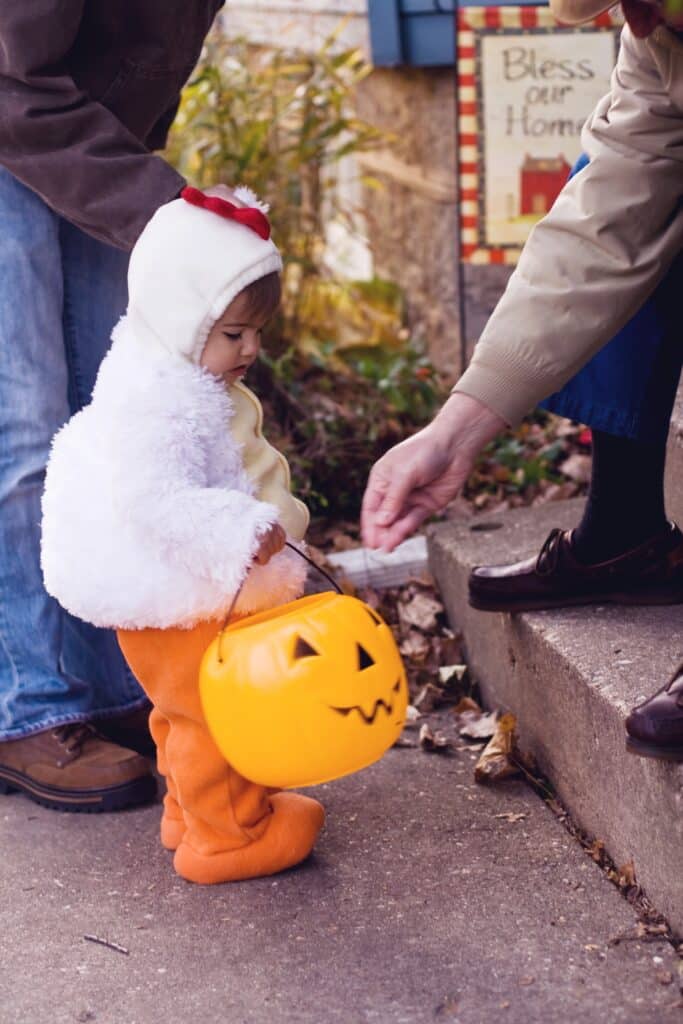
[117,622,324,884]
[148,706,185,851]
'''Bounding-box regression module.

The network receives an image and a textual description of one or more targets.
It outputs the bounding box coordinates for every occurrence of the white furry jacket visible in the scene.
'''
[41,190,307,630]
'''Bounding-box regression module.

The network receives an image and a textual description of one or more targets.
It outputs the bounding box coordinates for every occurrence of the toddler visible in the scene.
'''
[41,186,324,884]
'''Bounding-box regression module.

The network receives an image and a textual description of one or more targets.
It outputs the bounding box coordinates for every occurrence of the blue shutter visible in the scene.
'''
[368,0,403,66]
[368,0,546,68]
[368,0,456,67]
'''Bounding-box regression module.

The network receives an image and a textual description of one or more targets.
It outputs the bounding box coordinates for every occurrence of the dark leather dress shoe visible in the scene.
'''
[0,723,157,811]
[625,669,683,761]
[469,523,683,613]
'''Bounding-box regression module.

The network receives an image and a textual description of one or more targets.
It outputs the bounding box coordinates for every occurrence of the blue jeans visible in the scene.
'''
[0,169,147,740]
[541,154,683,443]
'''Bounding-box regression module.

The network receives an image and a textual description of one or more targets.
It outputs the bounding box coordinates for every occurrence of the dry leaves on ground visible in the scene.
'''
[609,922,671,947]
[454,697,500,741]
[418,723,451,754]
[342,577,541,783]
[474,713,523,784]
[557,453,592,484]
[398,591,443,633]
[462,415,591,515]
[357,579,469,705]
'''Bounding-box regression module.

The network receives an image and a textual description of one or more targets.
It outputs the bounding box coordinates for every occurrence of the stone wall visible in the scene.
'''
[355,67,462,379]
[219,0,369,54]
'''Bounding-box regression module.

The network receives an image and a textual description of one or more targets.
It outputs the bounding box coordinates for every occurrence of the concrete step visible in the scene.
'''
[665,382,683,526]
[427,499,683,935]
[326,535,429,589]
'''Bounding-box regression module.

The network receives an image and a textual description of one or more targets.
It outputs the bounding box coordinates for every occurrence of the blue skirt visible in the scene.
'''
[539,154,683,443]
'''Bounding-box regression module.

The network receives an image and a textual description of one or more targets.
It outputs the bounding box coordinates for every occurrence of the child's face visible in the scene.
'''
[200,291,266,384]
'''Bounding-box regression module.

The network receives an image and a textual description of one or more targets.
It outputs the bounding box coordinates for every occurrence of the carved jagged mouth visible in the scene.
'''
[329,680,402,725]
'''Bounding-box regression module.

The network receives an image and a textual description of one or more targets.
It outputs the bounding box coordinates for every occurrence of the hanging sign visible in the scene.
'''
[458,5,621,265]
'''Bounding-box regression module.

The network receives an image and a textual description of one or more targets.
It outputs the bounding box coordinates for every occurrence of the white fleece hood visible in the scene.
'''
[126,186,283,364]
[40,188,307,631]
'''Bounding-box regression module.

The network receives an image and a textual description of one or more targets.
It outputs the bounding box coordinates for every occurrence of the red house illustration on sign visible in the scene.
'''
[519,155,570,216]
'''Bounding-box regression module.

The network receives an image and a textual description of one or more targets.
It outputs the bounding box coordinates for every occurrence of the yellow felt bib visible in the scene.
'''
[228,381,309,541]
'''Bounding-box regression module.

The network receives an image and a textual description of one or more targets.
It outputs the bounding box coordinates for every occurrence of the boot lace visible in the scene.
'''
[51,722,97,756]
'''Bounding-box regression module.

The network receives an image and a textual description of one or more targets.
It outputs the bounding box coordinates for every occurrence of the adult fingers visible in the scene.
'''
[374,503,431,553]
[368,463,420,531]
[360,467,389,548]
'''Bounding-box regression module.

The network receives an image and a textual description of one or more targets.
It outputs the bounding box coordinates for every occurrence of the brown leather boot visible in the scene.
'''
[0,723,157,812]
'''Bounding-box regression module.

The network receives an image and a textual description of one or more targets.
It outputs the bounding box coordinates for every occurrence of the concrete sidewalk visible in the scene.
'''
[1,716,680,1024]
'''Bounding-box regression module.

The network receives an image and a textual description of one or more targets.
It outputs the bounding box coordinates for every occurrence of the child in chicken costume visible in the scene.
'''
[41,187,324,884]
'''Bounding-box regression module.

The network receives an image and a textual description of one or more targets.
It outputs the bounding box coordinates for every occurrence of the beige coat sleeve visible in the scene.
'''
[454,25,683,426]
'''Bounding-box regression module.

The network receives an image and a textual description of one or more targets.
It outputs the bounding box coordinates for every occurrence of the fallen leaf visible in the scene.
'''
[609,922,669,947]
[393,736,417,749]
[656,970,674,986]
[453,696,481,715]
[439,664,468,687]
[474,713,521,783]
[545,797,566,818]
[419,723,451,754]
[399,630,431,660]
[457,709,500,741]
[558,453,592,484]
[358,586,382,612]
[519,976,535,987]
[435,635,465,666]
[404,704,422,727]
[328,530,357,552]
[644,923,669,938]
[584,944,601,953]
[398,591,443,632]
[617,860,636,888]
[533,481,579,505]
[414,683,450,713]
[495,812,526,823]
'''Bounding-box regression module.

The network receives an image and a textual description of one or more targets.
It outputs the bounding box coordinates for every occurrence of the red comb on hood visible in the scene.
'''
[180,186,271,240]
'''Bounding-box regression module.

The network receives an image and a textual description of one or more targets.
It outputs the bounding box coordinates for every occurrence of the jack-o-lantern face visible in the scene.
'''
[200,593,408,788]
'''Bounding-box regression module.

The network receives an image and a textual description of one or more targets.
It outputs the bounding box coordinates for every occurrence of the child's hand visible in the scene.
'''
[254,523,286,565]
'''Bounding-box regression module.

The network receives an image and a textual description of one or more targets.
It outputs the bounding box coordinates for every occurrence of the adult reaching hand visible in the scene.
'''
[361,392,507,552]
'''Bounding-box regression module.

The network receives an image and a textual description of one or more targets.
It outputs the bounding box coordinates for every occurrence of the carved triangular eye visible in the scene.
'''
[293,636,320,660]
[357,644,375,671]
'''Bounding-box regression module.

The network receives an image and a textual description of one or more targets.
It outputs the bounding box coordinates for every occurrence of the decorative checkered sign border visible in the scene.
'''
[458,5,621,265]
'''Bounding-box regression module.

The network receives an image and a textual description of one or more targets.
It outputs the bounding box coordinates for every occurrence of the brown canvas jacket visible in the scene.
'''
[454,24,683,426]
[0,1,224,250]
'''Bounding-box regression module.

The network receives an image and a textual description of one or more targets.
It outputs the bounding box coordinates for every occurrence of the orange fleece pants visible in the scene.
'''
[117,621,324,884]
